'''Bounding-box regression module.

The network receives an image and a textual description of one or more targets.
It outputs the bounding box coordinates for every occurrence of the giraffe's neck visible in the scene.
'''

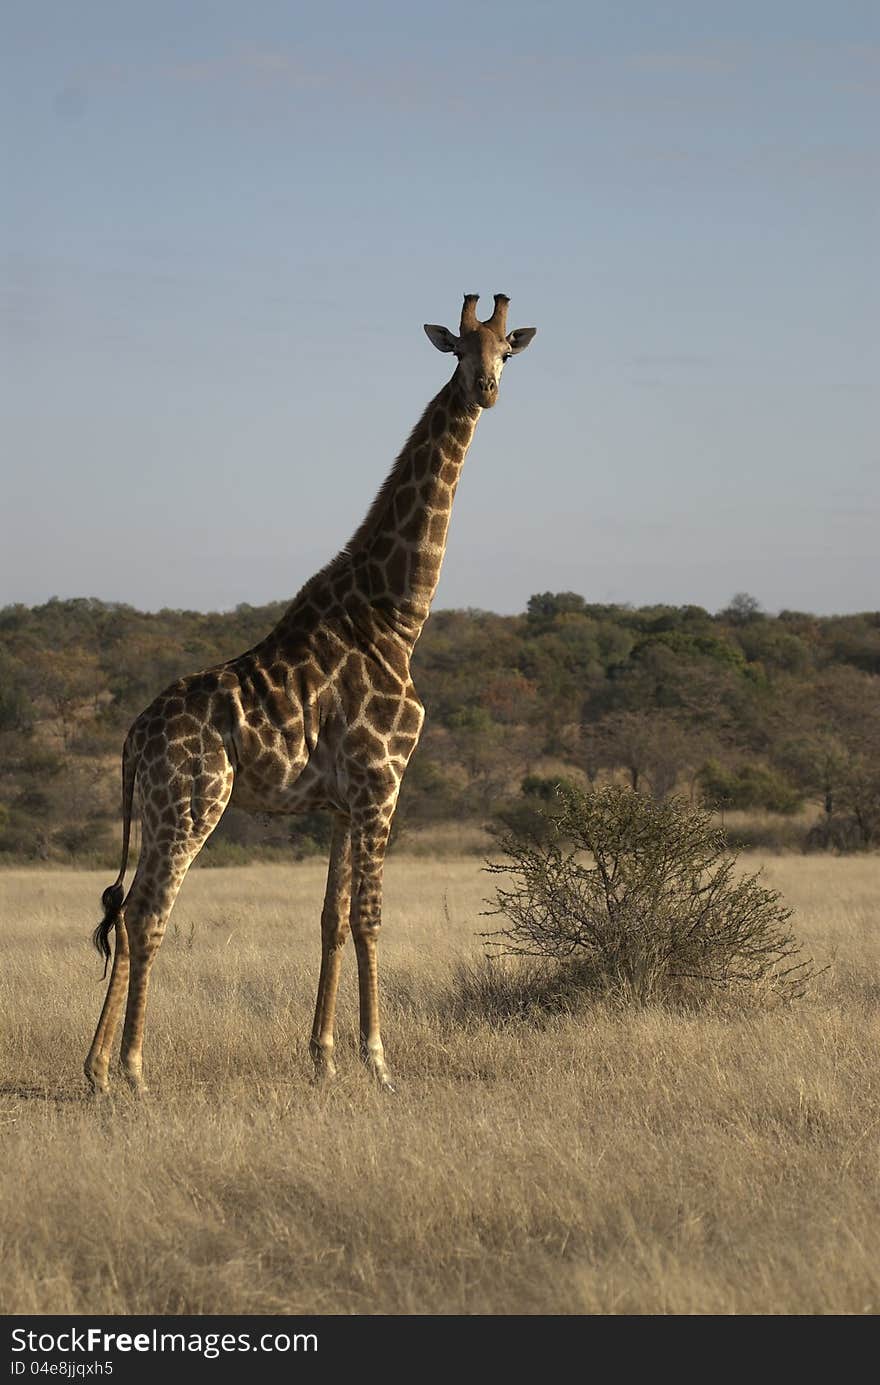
[345,377,481,645]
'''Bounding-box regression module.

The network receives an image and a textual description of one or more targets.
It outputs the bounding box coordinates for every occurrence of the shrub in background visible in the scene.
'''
[697,759,802,815]
[485,785,812,1005]
[493,774,581,843]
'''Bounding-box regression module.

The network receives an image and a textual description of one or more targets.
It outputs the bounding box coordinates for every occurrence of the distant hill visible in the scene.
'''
[1,593,878,862]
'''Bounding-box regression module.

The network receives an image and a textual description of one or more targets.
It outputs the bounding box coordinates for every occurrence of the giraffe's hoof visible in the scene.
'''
[309,1038,338,1085]
[122,1072,149,1099]
[84,1063,110,1097]
[358,1038,396,1091]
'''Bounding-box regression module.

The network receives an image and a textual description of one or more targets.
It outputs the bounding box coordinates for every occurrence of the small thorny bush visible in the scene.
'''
[485,785,814,1004]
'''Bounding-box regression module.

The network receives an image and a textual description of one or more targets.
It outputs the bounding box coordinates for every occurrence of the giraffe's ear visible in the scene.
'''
[424,324,459,354]
[506,327,537,355]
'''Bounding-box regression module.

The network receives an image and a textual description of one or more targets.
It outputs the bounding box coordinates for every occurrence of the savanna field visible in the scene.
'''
[1,849,878,1316]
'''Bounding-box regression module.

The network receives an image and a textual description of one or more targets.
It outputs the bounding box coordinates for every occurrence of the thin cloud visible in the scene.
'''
[625,49,743,74]
[169,48,330,91]
[744,143,880,177]
[632,354,716,369]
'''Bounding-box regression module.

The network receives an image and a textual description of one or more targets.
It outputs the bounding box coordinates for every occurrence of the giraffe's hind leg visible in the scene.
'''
[116,750,232,1095]
[118,850,197,1094]
[84,918,130,1096]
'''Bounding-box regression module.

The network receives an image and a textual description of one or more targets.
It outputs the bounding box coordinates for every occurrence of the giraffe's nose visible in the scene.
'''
[476,375,497,395]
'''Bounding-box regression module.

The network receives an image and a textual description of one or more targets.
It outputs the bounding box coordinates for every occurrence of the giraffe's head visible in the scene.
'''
[423,293,536,410]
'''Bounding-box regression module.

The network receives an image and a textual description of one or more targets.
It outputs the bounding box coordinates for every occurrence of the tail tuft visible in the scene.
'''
[93,882,125,979]
[101,882,125,915]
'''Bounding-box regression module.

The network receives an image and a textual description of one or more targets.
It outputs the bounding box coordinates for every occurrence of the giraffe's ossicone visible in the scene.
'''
[84,293,536,1095]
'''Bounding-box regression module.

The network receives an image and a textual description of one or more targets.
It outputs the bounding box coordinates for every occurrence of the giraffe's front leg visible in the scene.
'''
[309,816,352,1083]
[351,811,395,1092]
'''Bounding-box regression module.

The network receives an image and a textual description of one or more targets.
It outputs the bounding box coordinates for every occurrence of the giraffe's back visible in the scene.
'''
[128,601,425,827]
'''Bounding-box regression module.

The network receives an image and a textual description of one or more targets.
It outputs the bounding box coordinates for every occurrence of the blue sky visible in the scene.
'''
[2,2,877,615]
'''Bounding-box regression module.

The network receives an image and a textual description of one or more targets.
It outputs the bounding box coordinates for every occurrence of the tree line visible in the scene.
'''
[0,591,878,862]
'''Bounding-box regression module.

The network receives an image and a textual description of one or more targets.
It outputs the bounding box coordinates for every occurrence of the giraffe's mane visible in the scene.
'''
[282,377,459,618]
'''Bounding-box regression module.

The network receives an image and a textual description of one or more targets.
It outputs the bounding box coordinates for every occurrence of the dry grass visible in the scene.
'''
[393,820,492,856]
[0,853,878,1316]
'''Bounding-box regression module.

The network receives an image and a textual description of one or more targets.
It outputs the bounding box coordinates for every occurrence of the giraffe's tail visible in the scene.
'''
[93,732,138,978]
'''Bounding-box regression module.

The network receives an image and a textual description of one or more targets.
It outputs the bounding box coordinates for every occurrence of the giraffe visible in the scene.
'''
[84,292,536,1096]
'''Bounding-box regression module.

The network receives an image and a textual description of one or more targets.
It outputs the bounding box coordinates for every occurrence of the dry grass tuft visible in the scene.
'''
[0,854,878,1315]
